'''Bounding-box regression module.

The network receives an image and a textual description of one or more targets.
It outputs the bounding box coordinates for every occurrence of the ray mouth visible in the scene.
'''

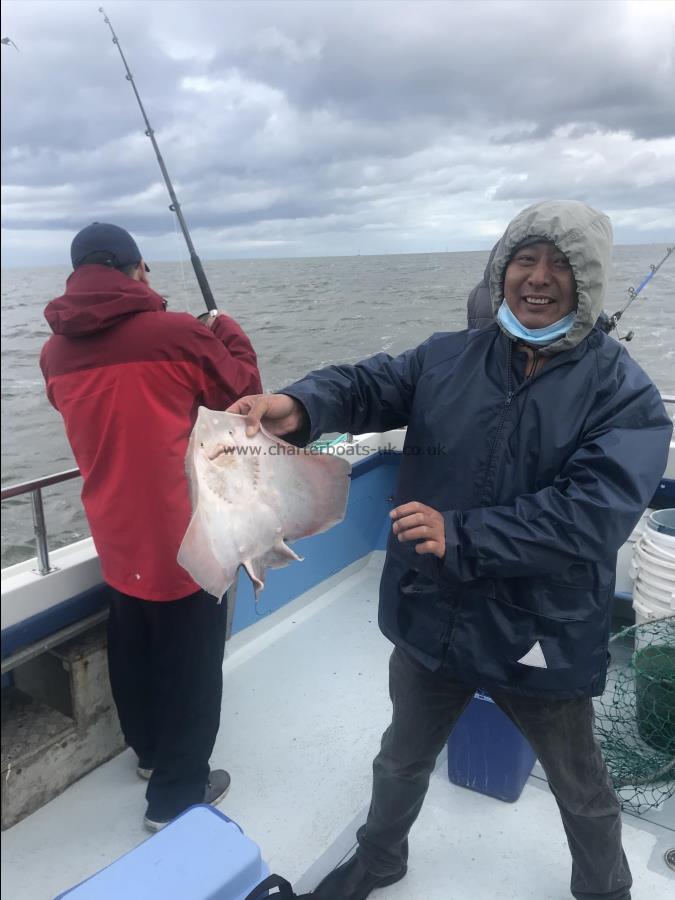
[203,442,238,462]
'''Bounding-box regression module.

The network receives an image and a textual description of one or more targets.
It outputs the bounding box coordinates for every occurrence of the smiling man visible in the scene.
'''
[504,241,577,325]
[228,200,672,900]
[495,237,578,379]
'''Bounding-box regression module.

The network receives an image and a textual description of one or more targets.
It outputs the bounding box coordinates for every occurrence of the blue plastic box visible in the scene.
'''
[55,805,269,899]
[447,692,536,802]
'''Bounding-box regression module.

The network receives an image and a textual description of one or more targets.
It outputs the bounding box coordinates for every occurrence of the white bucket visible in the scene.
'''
[616,510,652,595]
[631,510,675,629]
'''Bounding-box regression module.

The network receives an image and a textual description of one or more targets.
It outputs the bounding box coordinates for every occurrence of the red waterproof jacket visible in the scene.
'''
[40,265,262,600]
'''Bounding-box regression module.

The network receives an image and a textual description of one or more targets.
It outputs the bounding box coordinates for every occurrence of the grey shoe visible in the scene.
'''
[144,813,171,833]
[204,769,231,806]
[143,769,231,833]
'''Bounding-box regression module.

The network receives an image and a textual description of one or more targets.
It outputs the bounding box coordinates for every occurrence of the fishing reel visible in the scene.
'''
[197,309,220,326]
[599,311,634,342]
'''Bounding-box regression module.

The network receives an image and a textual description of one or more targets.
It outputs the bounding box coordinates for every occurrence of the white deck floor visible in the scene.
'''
[2,552,674,899]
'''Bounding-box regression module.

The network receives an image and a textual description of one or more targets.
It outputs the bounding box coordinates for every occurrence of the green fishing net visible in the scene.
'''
[594,615,675,813]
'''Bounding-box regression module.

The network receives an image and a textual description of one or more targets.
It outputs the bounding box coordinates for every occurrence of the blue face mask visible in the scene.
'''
[497,300,576,345]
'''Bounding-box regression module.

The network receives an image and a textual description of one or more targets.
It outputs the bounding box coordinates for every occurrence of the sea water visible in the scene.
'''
[2,246,673,567]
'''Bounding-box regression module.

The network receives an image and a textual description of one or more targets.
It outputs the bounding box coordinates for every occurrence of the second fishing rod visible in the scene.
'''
[99,7,217,314]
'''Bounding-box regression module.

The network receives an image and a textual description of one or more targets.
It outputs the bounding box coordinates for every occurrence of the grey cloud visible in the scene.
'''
[1,0,674,262]
[493,177,675,212]
[202,1,674,139]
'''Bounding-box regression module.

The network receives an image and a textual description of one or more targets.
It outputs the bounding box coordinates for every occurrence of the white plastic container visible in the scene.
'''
[631,509,675,626]
[616,510,651,596]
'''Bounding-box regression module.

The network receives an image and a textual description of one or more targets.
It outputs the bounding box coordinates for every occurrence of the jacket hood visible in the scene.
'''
[489,200,613,354]
[44,265,165,337]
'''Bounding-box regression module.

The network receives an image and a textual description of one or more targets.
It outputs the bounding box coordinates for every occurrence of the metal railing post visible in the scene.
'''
[2,467,80,577]
[30,488,52,575]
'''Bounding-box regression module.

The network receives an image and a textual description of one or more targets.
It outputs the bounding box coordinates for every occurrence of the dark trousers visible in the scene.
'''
[107,588,228,820]
[357,647,632,900]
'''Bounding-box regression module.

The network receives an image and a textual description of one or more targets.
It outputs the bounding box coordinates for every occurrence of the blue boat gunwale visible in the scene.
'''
[2,448,669,659]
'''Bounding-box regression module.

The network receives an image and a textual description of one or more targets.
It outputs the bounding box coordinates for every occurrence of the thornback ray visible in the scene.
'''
[177,408,351,599]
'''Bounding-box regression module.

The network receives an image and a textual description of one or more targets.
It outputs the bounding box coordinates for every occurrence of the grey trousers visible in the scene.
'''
[356,647,632,900]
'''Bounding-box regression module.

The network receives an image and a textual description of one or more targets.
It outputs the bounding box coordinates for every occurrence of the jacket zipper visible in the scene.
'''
[480,342,515,503]
[443,344,519,652]
[480,343,547,503]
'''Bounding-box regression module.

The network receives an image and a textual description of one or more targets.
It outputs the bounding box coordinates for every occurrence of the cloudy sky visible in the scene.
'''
[1,0,674,267]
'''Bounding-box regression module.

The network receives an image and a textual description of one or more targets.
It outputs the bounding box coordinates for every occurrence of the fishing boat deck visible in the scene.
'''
[2,552,674,899]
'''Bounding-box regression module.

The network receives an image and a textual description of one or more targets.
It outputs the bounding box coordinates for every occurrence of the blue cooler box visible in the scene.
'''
[55,805,269,900]
[447,692,536,802]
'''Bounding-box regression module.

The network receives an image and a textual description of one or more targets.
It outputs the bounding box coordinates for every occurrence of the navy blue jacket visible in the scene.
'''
[284,325,672,698]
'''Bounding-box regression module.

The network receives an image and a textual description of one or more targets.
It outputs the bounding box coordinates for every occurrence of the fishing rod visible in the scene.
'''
[605,245,674,341]
[98,7,217,313]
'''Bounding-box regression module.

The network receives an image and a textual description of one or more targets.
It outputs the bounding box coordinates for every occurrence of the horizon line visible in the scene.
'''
[1,240,672,271]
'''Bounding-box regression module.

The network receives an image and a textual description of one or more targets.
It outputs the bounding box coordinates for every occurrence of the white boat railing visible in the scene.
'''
[1,468,81,576]
[0,433,359,578]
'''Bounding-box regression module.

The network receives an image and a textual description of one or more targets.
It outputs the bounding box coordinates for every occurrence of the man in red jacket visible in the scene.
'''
[40,222,263,831]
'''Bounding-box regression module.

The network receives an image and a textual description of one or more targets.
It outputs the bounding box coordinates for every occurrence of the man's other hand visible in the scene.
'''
[390,501,446,559]
[226,393,307,438]
[198,311,225,330]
